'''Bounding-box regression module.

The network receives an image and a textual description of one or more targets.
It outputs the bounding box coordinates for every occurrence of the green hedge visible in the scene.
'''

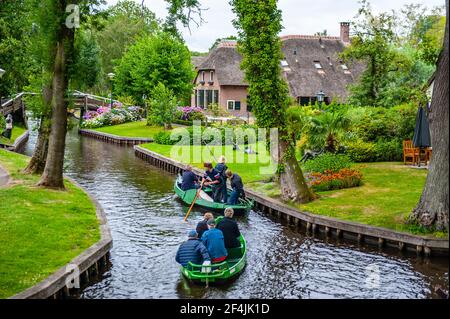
[345,139,402,162]
[303,153,353,173]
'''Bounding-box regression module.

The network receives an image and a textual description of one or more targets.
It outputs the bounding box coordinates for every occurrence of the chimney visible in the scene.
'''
[340,22,350,44]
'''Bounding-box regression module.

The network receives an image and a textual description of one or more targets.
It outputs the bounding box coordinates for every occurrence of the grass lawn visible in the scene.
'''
[90,120,166,139]
[140,142,445,238]
[0,125,27,146]
[0,149,100,298]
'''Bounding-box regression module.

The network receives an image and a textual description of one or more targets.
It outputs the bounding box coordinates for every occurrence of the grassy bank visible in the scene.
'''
[140,143,445,238]
[0,149,100,298]
[0,125,27,146]
[90,120,165,139]
[141,142,275,183]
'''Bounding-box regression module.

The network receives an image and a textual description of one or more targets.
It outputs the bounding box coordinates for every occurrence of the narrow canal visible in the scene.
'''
[22,124,448,299]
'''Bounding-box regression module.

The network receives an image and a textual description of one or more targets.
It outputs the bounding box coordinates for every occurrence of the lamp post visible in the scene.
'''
[0,68,5,106]
[107,72,115,108]
[316,90,325,107]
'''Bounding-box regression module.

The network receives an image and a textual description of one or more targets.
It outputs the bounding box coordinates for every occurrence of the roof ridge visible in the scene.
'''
[280,35,341,41]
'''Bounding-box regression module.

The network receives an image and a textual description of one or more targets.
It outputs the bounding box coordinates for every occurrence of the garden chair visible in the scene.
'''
[403,140,419,165]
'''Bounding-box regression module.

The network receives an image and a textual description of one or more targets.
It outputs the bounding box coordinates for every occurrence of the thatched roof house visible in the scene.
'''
[191,23,364,116]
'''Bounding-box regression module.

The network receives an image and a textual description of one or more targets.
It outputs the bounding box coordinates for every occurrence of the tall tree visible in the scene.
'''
[114,32,194,104]
[231,0,314,203]
[409,0,449,232]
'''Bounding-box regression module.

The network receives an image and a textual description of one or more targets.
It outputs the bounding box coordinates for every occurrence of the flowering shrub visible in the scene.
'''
[80,105,144,128]
[306,168,363,192]
[178,106,205,121]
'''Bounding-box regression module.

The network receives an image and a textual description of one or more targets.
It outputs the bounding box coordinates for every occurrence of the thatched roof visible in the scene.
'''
[195,37,365,100]
[196,41,247,86]
[281,36,365,100]
[191,55,206,68]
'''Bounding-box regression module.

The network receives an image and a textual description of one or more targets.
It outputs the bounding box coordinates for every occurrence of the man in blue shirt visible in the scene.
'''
[176,230,211,267]
[181,165,199,191]
[201,219,228,263]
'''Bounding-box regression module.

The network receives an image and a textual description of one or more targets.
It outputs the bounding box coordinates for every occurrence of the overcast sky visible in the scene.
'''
[105,0,444,52]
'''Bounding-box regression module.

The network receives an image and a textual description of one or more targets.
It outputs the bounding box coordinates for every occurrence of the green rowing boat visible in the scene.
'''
[180,216,247,284]
[174,179,254,215]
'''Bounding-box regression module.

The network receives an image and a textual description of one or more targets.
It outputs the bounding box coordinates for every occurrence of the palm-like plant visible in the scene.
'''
[308,110,350,153]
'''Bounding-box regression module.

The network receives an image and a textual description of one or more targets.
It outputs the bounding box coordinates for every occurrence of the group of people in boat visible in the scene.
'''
[175,208,241,267]
[180,156,245,205]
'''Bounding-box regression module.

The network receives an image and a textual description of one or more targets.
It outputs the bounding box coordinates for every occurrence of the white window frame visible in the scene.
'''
[201,71,205,82]
[227,100,235,110]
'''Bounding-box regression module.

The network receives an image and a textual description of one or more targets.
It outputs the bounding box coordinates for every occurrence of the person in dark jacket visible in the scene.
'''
[214,156,228,203]
[201,219,227,263]
[216,208,241,248]
[203,162,222,202]
[196,212,214,238]
[225,169,245,205]
[181,165,199,191]
[175,230,211,267]
[2,114,13,139]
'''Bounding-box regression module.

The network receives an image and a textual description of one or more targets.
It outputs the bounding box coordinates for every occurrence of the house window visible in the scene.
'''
[201,71,205,83]
[227,100,241,111]
[210,71,214,82]
[198,90,205,108]
[206,90,213,108]
[313,61,322,69]
[213,90,219,104]
[298,96,310,106]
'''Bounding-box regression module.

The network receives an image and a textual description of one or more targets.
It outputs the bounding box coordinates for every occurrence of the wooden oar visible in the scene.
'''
[183,180,205,222]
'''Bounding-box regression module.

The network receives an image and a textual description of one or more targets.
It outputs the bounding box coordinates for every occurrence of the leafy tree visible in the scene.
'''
[340,0,405,107]
[114,32,194,104]
[163,0,204,37]
[95,0,159,74]
[147,82,177,129]
[71,29,101,91]
[0,0,33,97]
[231,0,314,203]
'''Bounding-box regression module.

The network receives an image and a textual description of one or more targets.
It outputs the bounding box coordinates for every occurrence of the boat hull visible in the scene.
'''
[174,180,253,215]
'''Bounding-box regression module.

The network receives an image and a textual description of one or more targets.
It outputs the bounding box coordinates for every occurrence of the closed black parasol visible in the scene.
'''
[413,104,431,148]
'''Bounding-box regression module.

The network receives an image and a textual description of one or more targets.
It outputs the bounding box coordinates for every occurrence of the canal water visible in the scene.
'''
[22,124,448,299]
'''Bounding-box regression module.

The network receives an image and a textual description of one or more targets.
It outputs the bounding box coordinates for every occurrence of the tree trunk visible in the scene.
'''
[38,24,73,189]
[409,1,449,232]
[23,86,52,175]
[279,137,315,203]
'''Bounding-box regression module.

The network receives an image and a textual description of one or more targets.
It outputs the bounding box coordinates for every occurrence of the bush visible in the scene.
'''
[153,131,180,145]
[374,139,403,161]
[344,140,377,162]
[307,168,363,192]
[302,153,353,173]
[147,83,177,127]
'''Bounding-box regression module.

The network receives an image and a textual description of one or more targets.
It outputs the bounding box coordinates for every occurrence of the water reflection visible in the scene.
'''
[21,123,449,299]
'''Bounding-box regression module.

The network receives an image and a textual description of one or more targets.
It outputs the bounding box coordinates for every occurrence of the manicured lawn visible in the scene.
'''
[0,149,100,298]
[141,141,275,183]
[90,120,166,139]
[0,125,27,146]
[140,143,445,238]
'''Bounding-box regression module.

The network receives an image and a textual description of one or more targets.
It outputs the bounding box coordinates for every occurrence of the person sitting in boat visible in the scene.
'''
[201,219,228,263]
[214,156,228,203]
[202,162,222,202]
[175,230,211,267]
[216,208,241,249]
[180,165,199,191]
[196,212,214,238]
[225,169,245,205]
